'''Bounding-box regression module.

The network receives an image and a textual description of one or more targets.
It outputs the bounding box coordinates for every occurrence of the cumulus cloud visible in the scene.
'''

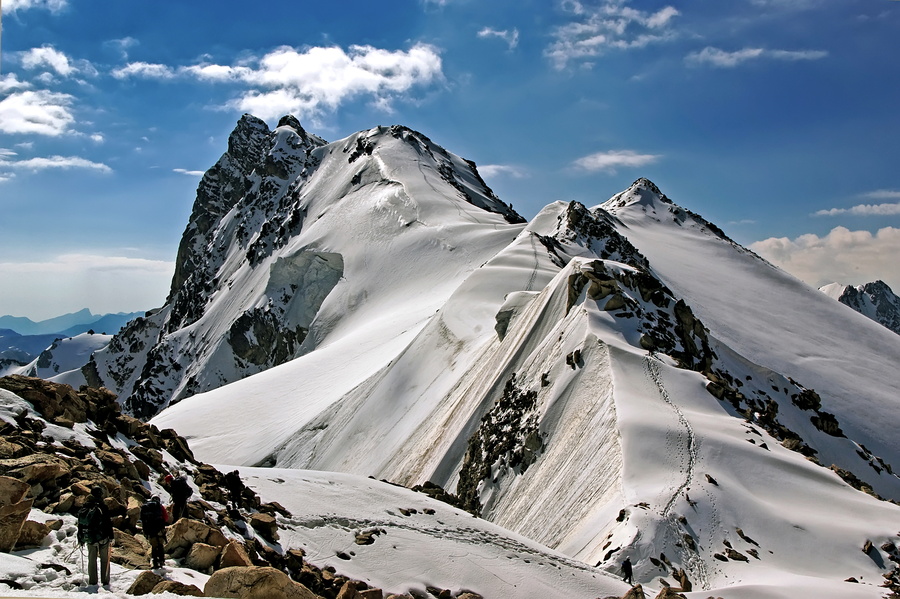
[0,154,111,173]
[546,1,680,69]
[111,62,177,80]
[20,45,76,76]
[0,89,75,136]
[814,203,900,217]
[477,27,520,50]
[1,0,67,13]
[111,44,444,122]
[750,226,900,291]
[0,254,173,320]
[478,164,528,179]
[686,46,828,67]
[573,150,660,173]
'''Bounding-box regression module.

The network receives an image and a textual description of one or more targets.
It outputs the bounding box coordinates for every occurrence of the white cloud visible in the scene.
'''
[478,164,528,179]
[814,203,900,217]
[750,226,900,291]
[20,45,76,76]
[1,0,67,13]
[173,168,205,176]
[686,46,828,67]
[0,74,31,94]
[111,62,177,80]
[0,89,75,136]
[546,1,680,69]
[0,254,173,320]
[477,27,520,50]
[0,154,111,173]
[90,133,105,143]
[110,44,444,123]
[573,150,660,173]
[860,189,900,200]
[105,37,139,59]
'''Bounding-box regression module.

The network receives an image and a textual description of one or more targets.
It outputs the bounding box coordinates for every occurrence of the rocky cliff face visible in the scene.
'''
[821,280,900,335]
[83,115,524,419]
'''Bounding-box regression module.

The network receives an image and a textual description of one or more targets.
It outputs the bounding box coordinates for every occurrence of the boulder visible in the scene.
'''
[0,491,33,552]
[219,540,253,568]
[204,566,318,599]
[653,588,686,599]
[14,520,51,549]
[622,585,646,599]
[150,579,205,596]
[249,512,278,543]
[186,542,220,571]
[128,570,164,595]
[0,476,30,505]
[165,518,217,553]
[337,580,383,599]
[111,528,150,569]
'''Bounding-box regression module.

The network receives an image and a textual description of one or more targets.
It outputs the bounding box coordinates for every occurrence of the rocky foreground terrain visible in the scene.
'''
[0,374,735,599]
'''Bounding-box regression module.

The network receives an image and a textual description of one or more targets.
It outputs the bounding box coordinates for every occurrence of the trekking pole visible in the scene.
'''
[80,545,86,586]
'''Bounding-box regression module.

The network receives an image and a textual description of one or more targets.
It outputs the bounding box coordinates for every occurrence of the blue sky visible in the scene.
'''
[1,0,898,320]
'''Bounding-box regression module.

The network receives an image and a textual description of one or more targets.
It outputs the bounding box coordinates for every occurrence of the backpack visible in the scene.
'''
[78,503,109,545]
[140,501,166,535]
[171,477,192,502]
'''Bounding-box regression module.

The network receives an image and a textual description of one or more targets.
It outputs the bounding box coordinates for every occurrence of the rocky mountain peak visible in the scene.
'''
[821,280,900,335]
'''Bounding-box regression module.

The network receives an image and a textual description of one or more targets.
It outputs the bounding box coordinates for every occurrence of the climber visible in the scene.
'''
[77,486,114,587]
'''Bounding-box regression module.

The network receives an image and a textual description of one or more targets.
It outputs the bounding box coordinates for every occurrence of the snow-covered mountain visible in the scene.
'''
[72,116,900,598]
[13,331,112,381]
[821,280,900,335]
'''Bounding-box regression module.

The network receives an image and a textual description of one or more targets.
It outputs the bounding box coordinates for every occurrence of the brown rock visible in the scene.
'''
[653,588,687,599]
[249,512,279,543]
[622,584,647,599]
[218,540,253,568]
[150,579,205,596]
[128,570,164,595]
[337,580,382,599]
[111,528,150,569]
[0,475,30,504]
[164,518,216,553]
[0,496,33,552]
[14,519,51,549]
[186,542,220,571]
[204,565,318,599]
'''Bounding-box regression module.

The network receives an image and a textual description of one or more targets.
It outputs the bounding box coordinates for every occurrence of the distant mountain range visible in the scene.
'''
[0,309,143,368]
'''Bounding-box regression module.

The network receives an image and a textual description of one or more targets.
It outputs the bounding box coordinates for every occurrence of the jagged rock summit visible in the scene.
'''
[74,115,524,418]
[821,280,900,335]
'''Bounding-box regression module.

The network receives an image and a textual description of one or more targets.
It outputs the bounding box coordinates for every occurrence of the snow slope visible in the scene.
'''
[153,174,900,597]
[13,332,112,382]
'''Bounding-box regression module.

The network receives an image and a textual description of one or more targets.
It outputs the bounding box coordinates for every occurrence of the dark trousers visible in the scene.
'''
[87,541,110,585]
[171,500,186,522]
[147,532,165,568]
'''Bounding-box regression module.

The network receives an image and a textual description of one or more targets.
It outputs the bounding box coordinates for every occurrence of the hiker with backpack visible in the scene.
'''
[140,496,169,569]
[77,486,113,587]
[224,470,245,511]
[163,474,192,522]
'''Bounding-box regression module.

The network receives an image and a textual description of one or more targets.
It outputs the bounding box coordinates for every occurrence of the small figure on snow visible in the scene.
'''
[622,556,634,585]
[140,496,169,569]
[77,486,113,586]
[224,469,245,511]
[163,473,192,522]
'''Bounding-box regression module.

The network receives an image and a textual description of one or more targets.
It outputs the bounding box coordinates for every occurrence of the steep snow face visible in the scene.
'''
[89,116,524,418]
[820,280,900,335]
[597,179,900,501]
